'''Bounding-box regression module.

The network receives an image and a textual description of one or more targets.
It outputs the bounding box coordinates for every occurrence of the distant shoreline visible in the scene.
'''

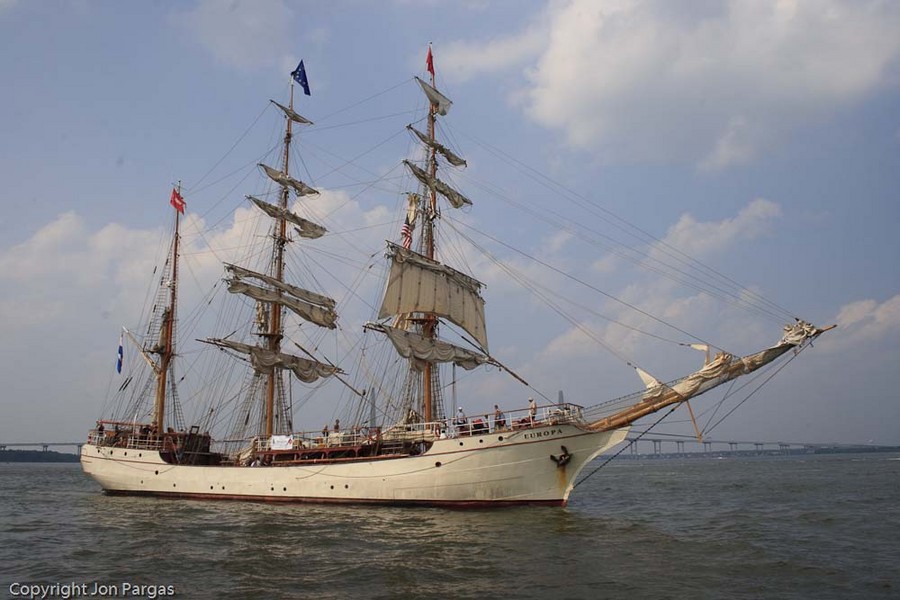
[618,444,900,460]
[0,449,79,463]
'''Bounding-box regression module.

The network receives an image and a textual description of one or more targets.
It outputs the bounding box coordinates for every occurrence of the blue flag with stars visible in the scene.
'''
[291,60,311,96]
[116,333,124,374]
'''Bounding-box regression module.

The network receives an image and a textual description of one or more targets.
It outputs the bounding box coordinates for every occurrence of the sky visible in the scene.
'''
[1,0,899,448]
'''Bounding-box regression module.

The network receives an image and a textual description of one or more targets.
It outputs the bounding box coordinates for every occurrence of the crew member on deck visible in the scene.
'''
[455,407,468,435]
[528,397,537,422]
[493,405,506,430]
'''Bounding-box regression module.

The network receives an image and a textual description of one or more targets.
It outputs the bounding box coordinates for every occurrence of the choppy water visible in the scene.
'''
[1,453,898,599]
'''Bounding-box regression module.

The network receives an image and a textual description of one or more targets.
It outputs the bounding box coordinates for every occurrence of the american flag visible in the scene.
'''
[400,215,413,250]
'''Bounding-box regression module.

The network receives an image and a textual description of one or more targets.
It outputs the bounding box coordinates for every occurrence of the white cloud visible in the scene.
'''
[651,197,781,260]
[177,0,295,71]
[440,26,547,83]
[821,294,900,350]
[449,0,900,168]
[498,197,787,404]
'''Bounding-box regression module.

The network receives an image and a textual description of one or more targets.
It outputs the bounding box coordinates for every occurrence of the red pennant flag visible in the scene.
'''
[426,45,434,77]
[170,188,185,214]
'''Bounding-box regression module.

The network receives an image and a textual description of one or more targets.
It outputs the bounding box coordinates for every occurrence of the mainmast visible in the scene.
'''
[263,84,294,439]
[153,183,183,432]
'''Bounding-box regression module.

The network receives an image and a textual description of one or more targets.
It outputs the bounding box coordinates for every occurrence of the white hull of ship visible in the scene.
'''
[80,424,629,507]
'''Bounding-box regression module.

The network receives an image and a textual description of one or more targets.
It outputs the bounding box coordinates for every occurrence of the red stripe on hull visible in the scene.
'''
[102,489,566,509]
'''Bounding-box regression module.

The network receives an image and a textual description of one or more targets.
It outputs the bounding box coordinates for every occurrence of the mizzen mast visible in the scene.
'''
[152,183,185,432]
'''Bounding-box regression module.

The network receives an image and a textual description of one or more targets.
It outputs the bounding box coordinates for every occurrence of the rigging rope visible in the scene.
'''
[572,404,681,490]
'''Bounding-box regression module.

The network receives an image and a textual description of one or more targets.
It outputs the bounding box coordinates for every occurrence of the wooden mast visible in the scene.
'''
[264,84,294,439]
[421,44,439,424]
[153,182,181,432]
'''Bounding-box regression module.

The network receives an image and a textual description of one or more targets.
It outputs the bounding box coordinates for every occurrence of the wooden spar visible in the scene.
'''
[154,182,181,432]
[586,324,835,432]
[123,327,160,375]
[265,83,294,439]
[421,43,439,425]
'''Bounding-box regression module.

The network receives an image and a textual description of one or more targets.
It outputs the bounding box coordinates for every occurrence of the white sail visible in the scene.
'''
[407,125,467,167]
[270,99,313,125]
[259,163,319,197]
[367,322,497,371]
[415,77,452,116]
[403,160,472,209]
[587,320,826,431]
[247,196,326,239]
[378,242,487,350]
[226,279,337,329]
[206,338,338,383]
[226,264,336,309]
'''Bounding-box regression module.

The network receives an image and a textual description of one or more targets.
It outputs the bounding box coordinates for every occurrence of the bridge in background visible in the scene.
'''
[623,437,872,455]
[0,442,83,454]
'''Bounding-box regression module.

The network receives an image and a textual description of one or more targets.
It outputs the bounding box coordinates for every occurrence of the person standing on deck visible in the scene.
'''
[493,405,506,430]
[528,397,537,423]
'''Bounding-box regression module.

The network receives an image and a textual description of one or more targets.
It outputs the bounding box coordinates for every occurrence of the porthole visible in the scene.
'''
[459,441,464,446]
[154,470,159,475]
[498,436,504,442]
[479,439,484,444]
[435,462,442,468]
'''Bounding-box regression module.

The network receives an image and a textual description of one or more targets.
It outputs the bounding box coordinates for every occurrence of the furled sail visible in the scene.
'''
[226,264,336,309]
[259,163,319,197]
[366,322,497,371]
[225,264,337,329]
[407,125,467,167]
[587,320,828,431]
[247,195,326,239]
[403,160,472,209]
[270,99,313,125]
[206,338,338,383]
[415,77,452,116]
[377,242,488,350]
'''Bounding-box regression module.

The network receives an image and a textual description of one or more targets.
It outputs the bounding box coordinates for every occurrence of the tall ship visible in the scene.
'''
[81,51,832,507]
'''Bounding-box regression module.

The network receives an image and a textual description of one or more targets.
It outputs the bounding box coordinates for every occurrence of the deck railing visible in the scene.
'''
[86,402,585,456]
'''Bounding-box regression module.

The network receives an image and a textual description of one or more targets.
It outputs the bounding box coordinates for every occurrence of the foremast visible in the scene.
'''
[369,46,495,424]
[421,52,440,424]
